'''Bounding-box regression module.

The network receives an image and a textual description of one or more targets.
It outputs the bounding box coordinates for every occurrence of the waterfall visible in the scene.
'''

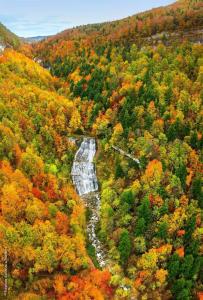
[71,138,106,267]
[71,138,98,195]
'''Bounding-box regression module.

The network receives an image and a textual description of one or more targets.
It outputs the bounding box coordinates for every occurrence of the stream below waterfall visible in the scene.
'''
[71,138,106,267]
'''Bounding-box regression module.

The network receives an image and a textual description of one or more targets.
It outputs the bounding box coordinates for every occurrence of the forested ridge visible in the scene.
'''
[33,0,203,63]
[0,23,21,49]
[0,0,203,299]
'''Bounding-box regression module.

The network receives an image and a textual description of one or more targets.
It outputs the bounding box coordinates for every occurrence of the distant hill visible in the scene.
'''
[34,0,203,62]
[0,22,21,49]
[24,35,50,43]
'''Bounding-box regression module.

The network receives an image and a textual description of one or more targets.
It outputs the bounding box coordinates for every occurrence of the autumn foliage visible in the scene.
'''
[0,0,203,299]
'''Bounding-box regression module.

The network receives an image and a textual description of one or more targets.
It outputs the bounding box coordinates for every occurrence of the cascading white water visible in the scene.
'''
[71,138,106,267]
[71,138,98,195]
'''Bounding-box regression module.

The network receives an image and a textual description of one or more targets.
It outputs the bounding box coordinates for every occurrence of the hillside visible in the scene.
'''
[30,0,203,299]
[0,49,112,299]
[0,23,21,49]
[33,0,203,63]
[0,1,203,299]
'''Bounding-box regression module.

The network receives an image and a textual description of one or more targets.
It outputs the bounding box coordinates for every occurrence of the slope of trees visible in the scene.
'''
[0,50,112,299]
[31,29,203,299]
[0,0,203,298]
[0,23,21,48]
[93,42,203,299]
[33,0,203,63]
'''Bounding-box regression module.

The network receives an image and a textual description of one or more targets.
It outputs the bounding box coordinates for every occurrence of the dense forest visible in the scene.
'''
[33,0,203,62]
[0,0,203,299]
[0,23,21,49]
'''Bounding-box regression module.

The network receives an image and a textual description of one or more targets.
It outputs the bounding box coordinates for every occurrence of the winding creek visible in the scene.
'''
[71,138,106,267]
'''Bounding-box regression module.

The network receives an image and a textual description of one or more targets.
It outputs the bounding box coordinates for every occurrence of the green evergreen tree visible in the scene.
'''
[137,197,152,225]
[120,190,134,207]
[115,163,124,179]
[135,218,146,237]
[191,176,203,208]
[118,230,131,266]
[157,221,168,240]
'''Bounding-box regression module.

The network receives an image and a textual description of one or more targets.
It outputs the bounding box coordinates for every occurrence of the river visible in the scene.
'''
[71,137,106,267]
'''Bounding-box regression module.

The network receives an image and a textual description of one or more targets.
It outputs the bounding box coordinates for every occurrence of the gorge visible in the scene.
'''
[71,138,107,267]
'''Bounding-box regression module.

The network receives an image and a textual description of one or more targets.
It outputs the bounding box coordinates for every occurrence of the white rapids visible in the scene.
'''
[71,138,106,267]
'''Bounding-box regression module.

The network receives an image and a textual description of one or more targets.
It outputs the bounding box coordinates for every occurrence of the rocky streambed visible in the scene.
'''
[71,138,106,267]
